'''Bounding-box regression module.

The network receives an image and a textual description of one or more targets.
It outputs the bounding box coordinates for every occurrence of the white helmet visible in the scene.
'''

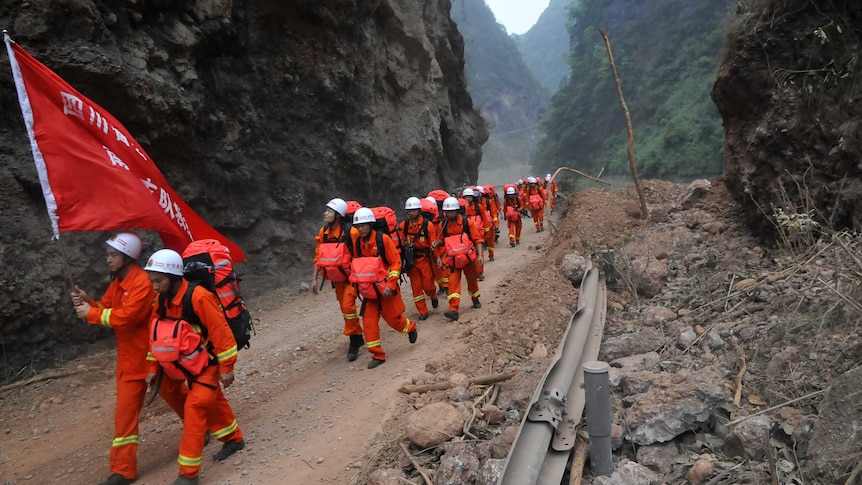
[425,196,437,205]
[545,174,551,181]
[476,185,485,194]
[326,198,348,217]
[528,176,537,184]
[105,232,142,260]
[353,207,376,224]
[517,179,524,185]
[442,197,460,211]
[405,197,422,210]
[461,187,475,198]
[505,187,516,195]
[145,249,184,276]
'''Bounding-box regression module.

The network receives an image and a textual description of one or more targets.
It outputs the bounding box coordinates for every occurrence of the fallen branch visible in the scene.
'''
[0,367,106,394]
[399,442,432,485]
[569,432,590,485]
[549,167,611,187]
[398,369,518,394]
[731,338,747,421]
[463,384,497,440]
[727,389,826,426]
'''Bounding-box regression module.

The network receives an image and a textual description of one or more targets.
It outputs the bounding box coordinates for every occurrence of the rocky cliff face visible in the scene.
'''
[0,0,487,375]
[712,0,862,237]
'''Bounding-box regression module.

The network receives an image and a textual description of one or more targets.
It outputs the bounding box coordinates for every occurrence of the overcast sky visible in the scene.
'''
[484,0,551,35]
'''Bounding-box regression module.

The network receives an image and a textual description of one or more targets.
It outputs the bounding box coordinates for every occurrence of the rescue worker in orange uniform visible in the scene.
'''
[398,197,440,320]
[503,186,523,247]
[349,208,418,368]
[477,185,498,261]
[424,195,450,296]
[434,197,484,321]
[144,249,245,485]
[462,187,490,281]
[545,174,559,213]
[312,198,364,361]
[525,176,548,232]
[71,232,188,485]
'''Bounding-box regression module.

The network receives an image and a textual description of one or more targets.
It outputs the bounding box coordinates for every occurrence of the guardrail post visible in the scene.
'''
[583,361,613,476]
[598,248,615,287]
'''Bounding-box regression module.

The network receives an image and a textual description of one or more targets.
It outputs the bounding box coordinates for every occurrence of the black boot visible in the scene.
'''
[347,334,364,362]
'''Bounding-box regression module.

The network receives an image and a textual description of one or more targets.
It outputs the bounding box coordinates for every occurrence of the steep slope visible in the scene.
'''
[0,0,487,377]
[534,0,732,179]
[450,0,547,170]
[517,0,574,94]
[712,0,862,237]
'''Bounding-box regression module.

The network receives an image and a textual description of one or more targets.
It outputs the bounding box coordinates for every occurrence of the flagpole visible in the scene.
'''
[6,31,80,309]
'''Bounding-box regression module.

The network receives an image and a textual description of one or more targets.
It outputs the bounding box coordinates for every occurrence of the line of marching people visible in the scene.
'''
[311,175,558,370]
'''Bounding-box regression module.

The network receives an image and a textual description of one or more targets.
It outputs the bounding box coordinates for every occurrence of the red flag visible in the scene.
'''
[4,34,245,262]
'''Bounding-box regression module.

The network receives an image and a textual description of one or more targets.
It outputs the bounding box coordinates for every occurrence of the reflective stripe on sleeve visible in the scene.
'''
[100,308,112,327]
[216,345,238,363]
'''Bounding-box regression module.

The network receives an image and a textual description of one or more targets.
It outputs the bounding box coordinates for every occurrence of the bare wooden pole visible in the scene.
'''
[568,433,590,485]
[397,369,518,394]
[599,29,649,220]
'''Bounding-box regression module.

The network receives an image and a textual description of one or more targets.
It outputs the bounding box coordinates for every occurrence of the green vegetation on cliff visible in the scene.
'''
[517,0,575,94]
[534,0,733,178]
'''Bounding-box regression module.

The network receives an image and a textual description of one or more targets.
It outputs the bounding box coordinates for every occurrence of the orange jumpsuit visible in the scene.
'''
[481,194,498,260]
[440,215,484,312]
[399,216,439,317]
[350,230,417,361]
[429,217,451,294]
[547,180,559,213]
[525,184,547,231]
[148,280,244,480]
[465,197,491,271]
[504,195,523,245]
[314,223,361,337]
[83,264,188,481]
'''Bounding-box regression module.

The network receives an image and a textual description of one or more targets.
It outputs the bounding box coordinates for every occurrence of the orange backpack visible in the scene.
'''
[443,217,477,269]
[506,205,522,222]
[348,231,390,299]
[529,194,544,211]
[150,316,210,381]
[317,222,353,282]
[317,242,352,282]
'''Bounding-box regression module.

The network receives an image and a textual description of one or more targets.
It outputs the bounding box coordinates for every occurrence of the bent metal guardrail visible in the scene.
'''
[499,261,607,485]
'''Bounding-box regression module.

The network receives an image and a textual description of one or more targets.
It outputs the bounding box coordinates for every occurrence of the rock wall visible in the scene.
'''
[712,0,862,237]
[0,0,487,375]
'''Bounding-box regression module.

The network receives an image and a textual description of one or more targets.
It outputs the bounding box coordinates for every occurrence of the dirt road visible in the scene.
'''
[0,220,551,484]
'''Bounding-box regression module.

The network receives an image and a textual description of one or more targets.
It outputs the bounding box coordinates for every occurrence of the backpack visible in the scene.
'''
[529,194,544,211]
[149,314,210,381]
[419,197,439,223]
[349,231,390,299]
[317,222,352,282]
[442,216,476,269]
[182,239,254,350]
[369,206,402,249]
[506,205,522,222]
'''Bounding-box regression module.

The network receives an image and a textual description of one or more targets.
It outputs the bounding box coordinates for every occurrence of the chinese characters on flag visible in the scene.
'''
[4,33,245,261]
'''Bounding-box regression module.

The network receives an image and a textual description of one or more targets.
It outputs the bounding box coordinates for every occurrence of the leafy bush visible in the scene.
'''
[533,0,733,178]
